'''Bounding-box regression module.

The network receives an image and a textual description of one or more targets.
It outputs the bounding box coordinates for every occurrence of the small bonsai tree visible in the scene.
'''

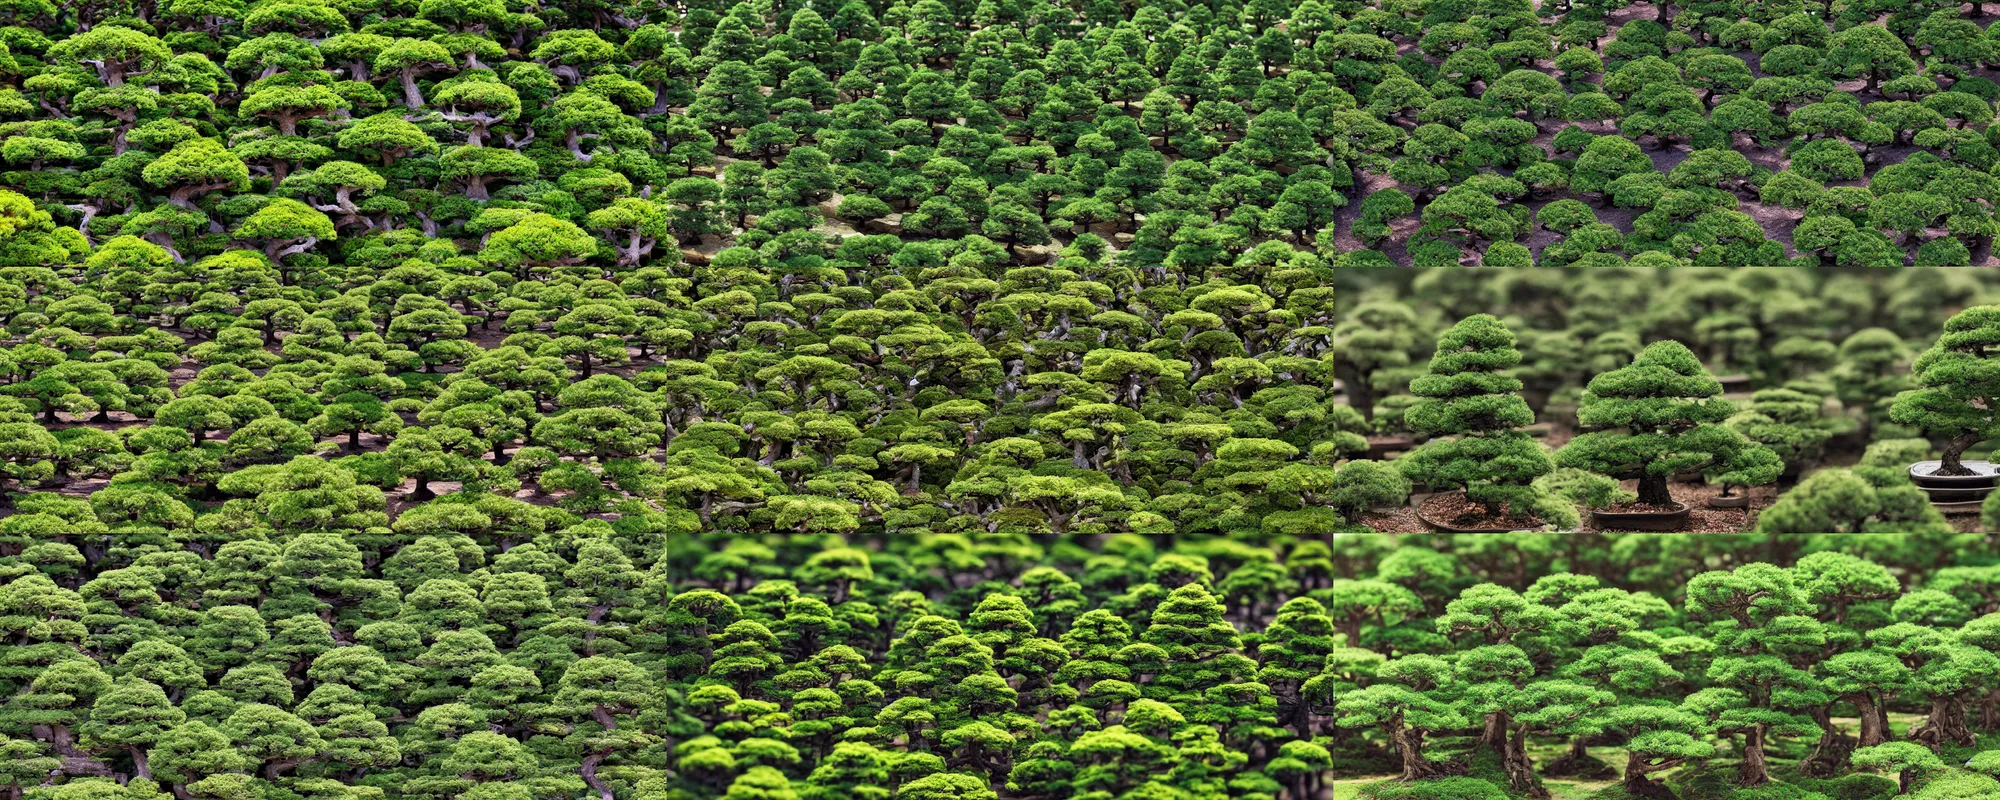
[1396,315,1558,522]
[1829,328,1912,437]
[1703,444,1783,504]
[1725,386,1852,477]
[1754,468,1952,534]
[1889,305,2000,476]
[1557,340,1771,508]
[1850,742,1945,795]
[1329,460,1413,530]
[1531,467,1634,529]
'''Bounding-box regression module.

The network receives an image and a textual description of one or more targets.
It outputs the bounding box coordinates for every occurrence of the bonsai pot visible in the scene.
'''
[1909,460,1999,505]
[1366,435,1416,459]
[1829,427,1869,452]
[1414,492,1544,533]
[1590,502,1692,532]
[1707,494,1750,509]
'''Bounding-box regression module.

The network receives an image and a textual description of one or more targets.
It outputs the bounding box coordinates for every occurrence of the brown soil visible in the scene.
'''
[1357,506,1426,533]
[1597,502,1687,514]
[1415,492,1549,531]
[1359,482,1778,534]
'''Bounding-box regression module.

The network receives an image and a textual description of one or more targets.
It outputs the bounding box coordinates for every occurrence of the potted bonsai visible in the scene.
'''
[1704,440,1783,510]
[1396,315,1562,532]
[1888,305,2000,507]
[1557,340,1776,532]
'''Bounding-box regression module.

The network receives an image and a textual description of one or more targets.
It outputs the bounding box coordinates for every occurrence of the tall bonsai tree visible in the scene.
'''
[1889,305,2000,476]
[1557,340,1770,508]
[1331,301,1424,423]
[1397,315,1558,522]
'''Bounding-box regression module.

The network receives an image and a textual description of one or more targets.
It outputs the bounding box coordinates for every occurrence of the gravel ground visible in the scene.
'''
[1358,482,1784,534]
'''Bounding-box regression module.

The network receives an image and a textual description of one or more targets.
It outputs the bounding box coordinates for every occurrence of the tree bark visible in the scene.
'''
[1506,724,1547,799]
[1393,724,1443,781]
[1737,725,1770,787]
[1636,473,1675,506]
[1938,432,1986,475]
[1799,706,1852,777]
[1912,696,1974,747]
[1850,693,1888,748]
[401,69,427,109]
[1622,759,1683,800]
[579,751,615,800]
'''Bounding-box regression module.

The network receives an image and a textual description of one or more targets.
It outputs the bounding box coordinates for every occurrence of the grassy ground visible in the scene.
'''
[1329,778,1377,800]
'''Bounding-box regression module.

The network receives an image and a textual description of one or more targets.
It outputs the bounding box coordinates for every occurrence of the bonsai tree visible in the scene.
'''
[1724,386,1852,478]
[1851,742,1944,794]
[1336,655,1465,781]
[1596,705,1713,799]
[1557,340,1772,509]
[1331,301,1425,423]
[1396,315,1559,524]
[1889,305,2000,476]
[1530,467,1633,528]
[1702,443,1784,505]
[1831,328,1913,436]
[1755,468,1953,534]
[1328,460,1412,532]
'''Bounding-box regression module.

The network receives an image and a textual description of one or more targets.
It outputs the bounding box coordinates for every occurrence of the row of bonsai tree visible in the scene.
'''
[658,533,2000,800]
[1333,289,2000,533]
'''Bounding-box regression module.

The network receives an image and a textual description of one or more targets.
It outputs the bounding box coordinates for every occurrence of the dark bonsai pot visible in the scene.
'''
[1590,502,1692,532]
[1707,494,1750,509]
[1909,460,1999,504]
[1414,492,1543,533]
[1366,435,1416,459]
